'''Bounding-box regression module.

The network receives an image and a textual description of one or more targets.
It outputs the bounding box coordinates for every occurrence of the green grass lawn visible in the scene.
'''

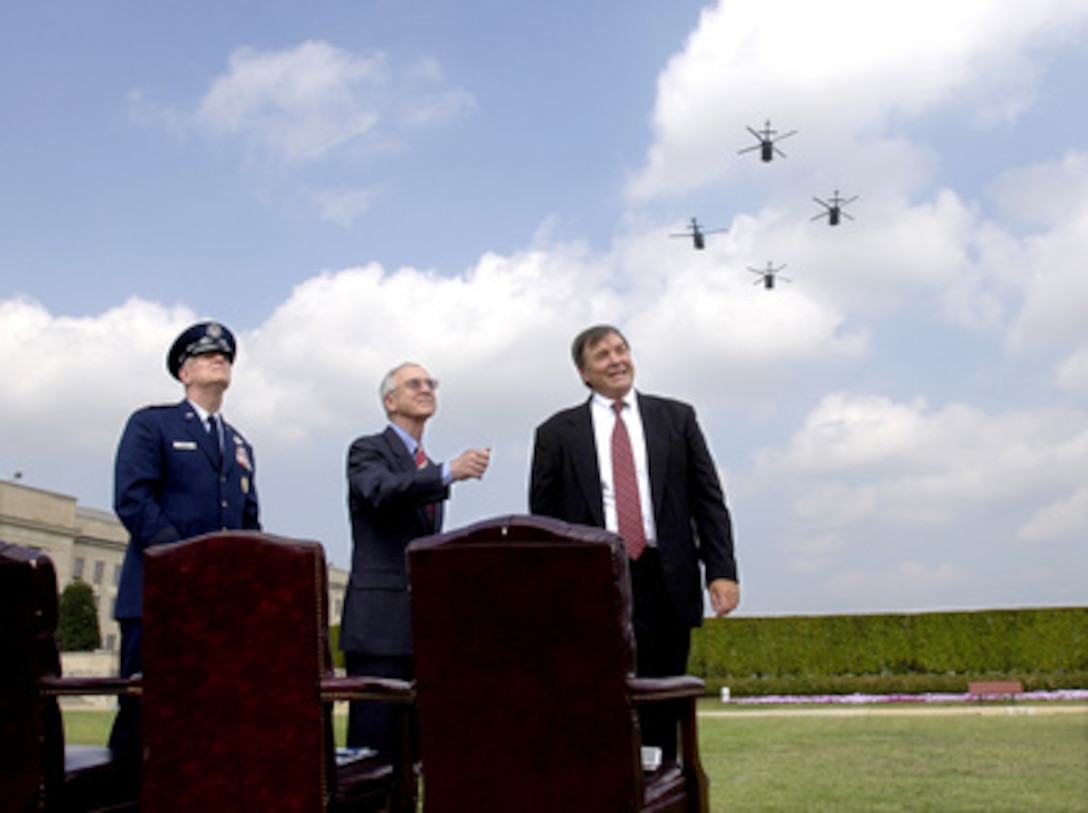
[700,709,1088,812]
[65,707,1088,811]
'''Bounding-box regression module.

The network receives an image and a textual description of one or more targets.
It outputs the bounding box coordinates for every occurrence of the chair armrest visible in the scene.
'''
[323,675,418,813]
[626,674,705,704]
[628,675,709,811]
[320,675,414,703]
[39,675,142,697]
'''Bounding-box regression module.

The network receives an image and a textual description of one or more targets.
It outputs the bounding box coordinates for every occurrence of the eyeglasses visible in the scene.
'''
[400,377,439,392]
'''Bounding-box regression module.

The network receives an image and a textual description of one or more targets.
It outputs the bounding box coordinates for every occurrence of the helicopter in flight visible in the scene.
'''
[738,120,797,162]
[812,190,858,226]
[669,217,727,250]
[748,261,791,289]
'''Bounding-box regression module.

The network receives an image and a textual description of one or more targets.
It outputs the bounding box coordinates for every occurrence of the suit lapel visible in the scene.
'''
[570,400,605,527]
[180,401,221,470]
[384,426,437,532]
[638,394,669,519]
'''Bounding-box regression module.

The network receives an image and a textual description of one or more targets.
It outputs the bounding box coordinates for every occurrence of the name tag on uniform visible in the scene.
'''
[172,440,198,450]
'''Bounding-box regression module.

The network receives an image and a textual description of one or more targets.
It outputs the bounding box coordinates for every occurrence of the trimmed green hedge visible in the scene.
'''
[330,607,1087,695]
[689,607,1088,695]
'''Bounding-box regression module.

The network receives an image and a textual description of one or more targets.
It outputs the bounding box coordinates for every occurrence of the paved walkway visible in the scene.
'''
[701,703,1088,717]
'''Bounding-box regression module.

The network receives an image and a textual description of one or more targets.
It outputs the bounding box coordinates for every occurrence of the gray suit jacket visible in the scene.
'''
[339,426,449,657]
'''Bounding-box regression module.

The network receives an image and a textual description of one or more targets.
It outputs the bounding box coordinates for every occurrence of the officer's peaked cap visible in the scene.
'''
[167,321,237,380]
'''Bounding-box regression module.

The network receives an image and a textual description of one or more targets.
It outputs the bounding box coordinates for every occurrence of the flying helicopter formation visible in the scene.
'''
[812,189,858,226]
[669,217,728,250]
[670,120,859,289]
[738,119,797,163]
[748,261,790,289]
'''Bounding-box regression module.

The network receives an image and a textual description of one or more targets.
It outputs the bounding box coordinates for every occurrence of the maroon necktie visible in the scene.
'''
[611,400,647,560]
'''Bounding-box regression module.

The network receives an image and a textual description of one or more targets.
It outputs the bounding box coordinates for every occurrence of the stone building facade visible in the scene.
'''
[0,479,349,658]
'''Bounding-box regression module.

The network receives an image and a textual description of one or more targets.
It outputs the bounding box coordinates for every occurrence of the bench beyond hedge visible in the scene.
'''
[967,680,1023,701]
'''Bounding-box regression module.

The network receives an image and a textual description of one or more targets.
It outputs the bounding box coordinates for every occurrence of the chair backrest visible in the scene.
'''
[141,531,333,812]
[407,515,645,812]
[0,542,65,813]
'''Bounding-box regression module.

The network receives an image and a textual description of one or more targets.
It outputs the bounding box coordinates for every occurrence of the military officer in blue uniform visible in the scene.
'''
[109,320,260,760]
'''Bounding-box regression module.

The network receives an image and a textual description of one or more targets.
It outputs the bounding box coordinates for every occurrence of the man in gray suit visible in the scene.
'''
[340,361,490,756]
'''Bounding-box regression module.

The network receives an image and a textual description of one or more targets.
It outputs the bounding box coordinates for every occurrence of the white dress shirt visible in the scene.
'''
[590,390,657,547]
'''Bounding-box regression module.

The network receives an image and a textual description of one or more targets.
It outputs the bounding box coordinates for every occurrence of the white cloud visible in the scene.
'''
[0,297,198,479]
[999,155,1088,354]
[396,57,477,127]
[310,186,379,227]
[1019,485,1088,544]
[628,0,1088,200]
[989,151,1088,228]
[130,40,475,164]
[1055,347,1088,396]
[196,41,388,162]
[755,392,1088,534]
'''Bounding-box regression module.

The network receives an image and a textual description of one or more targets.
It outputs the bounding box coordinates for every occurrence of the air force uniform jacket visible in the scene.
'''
[113,400,260,620]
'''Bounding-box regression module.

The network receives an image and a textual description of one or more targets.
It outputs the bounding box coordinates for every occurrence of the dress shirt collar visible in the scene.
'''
[188,399,213,424]
[591,388,639,414]
[389,421,422,456]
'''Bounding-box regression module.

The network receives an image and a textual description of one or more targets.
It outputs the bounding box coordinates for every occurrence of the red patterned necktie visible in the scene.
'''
[611,400,647,560]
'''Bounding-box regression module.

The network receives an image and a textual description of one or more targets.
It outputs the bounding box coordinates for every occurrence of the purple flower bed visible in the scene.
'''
[729,689,1088,705]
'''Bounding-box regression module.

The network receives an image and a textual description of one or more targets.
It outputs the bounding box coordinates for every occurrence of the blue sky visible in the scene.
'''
[3,0,1087,617]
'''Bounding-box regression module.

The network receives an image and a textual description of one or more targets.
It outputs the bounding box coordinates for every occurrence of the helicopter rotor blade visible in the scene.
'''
[737,144,761,155]
[775,129,798,142]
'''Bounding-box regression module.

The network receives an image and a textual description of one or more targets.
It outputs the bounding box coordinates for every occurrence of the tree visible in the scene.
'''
[56,579,101,651]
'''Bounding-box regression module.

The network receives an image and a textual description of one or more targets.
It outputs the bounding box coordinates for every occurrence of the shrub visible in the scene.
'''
[689,606,1088,694]
[56,579,101,651]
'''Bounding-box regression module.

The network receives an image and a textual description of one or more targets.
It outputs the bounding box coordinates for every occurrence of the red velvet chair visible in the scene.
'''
[140,531,416,813]
[407,515,709,813]
[0,541,139,813]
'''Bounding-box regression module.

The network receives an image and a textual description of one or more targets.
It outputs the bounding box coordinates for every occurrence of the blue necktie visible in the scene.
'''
[207,415,222,468]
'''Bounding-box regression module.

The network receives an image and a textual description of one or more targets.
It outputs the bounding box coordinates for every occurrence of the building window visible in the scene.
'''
[113,563,122,587]
[105,633,116,652]
[92,560,104,585]
[73,557,85,579]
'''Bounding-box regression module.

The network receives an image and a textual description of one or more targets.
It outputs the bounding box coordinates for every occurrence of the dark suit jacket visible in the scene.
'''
[529,392,736,628]
[113,400,260,619]
[340,426,449,658]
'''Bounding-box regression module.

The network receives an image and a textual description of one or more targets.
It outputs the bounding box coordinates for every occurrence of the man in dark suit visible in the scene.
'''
[529,324,739,757]
[340,361,490,756]
[109,320,260,760]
